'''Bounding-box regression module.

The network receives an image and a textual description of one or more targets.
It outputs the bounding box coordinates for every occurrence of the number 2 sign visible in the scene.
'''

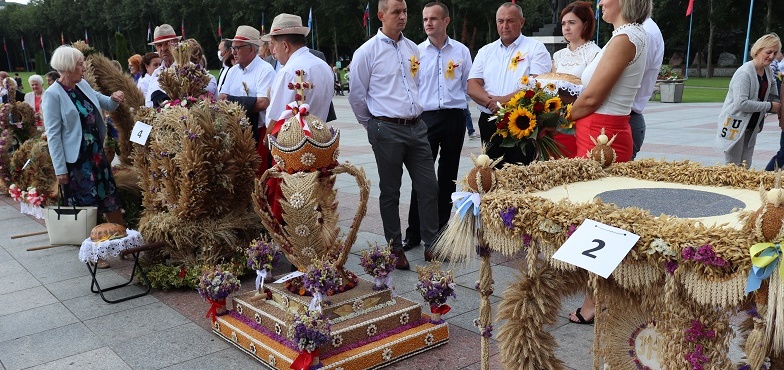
[552,219,640,278]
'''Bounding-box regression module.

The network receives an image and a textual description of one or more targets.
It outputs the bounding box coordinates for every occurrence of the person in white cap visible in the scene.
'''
[263,13,333,129]
[348,0,439,270]
[144,24,181,107]
[218,25,275,145]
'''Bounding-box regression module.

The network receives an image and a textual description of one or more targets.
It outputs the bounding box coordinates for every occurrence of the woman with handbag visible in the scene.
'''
[716,33,781,169]
[43,45,126,268]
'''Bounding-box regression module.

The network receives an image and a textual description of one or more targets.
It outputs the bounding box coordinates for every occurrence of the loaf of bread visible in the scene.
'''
[535,72,582,85]
[90,223,127,242]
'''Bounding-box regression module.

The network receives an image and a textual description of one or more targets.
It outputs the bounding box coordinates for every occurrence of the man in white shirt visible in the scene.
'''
[144,24,181,108]
[467,2,551,165]
[263,13,333,127]
[349,0,439,270]
[630,17,665,159]
[404,2,472,260]
[218,25,276,144]
[216,39,232,92]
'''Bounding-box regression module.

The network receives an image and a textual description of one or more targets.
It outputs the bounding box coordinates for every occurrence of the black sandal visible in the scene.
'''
[568,307,594,324]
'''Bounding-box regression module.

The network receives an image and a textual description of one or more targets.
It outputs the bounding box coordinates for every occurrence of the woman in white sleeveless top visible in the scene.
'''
[567,0,651,325]
[551,1,601,156]
[552,1,600,77]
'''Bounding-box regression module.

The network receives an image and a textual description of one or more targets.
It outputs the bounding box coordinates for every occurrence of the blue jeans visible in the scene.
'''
[464,108,475,135]
[766,129,784,171]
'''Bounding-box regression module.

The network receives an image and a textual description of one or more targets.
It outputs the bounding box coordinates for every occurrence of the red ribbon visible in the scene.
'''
[431,304,451,315]
[290,349,318,370]
[206,298,226,324]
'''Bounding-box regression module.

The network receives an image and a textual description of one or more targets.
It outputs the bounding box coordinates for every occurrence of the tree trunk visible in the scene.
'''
[766,0,773,33]
[707,0,715,78]
[333,27,338,65]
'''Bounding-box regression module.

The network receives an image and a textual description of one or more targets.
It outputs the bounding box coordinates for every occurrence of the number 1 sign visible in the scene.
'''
[552,219,640,278]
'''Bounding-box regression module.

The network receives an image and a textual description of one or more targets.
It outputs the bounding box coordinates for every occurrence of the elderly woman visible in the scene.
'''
[715,33,781,169]
[42,46,126,268]
[45,71,60,86]
[24,75,45,128]
[567,0,651,324]
[552,1,600,76]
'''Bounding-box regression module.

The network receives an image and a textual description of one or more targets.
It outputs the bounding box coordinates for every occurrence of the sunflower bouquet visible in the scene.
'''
[490,75,574,160]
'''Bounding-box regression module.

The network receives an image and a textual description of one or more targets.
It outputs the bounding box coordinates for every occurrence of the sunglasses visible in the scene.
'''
[231,44,250,52]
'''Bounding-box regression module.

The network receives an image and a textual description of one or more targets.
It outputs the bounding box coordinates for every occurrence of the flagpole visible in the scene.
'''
[685,13,693,78]
[4,38,11,71]
[21,38,29,72]
[742,0,754,63]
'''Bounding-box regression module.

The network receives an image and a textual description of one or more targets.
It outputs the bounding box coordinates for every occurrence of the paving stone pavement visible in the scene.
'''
[0,97,775,369]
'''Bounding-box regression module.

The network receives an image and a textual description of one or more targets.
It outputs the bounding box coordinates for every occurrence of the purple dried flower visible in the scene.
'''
[416,269,457,307]
[292,310,331,352]
[522,234,532,247]
[302,259,342,296]
[664,260,678,274]
[359,244,397,278]
[500,207,517,229]
[566,224,577,237]
[196,266,241,301]
[246,239,281,271]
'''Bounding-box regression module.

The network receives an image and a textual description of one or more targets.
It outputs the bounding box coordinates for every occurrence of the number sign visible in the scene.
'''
[552,219,639,278]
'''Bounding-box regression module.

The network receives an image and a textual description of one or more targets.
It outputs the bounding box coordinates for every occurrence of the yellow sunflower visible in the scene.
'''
[507,107,537,139]
[565,103,573,120]
[545,97,562,112]
[520,75,530,85]
[506,90,527,109]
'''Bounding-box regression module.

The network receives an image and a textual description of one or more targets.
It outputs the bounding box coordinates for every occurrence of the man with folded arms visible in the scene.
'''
[349,0,438,270]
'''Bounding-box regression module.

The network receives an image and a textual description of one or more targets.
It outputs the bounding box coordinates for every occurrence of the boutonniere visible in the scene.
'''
[508,51,526,71]
[445,60,460,80]
[409,55,420,77]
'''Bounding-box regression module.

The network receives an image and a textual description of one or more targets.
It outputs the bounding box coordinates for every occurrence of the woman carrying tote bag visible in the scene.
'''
[42,45,127,268]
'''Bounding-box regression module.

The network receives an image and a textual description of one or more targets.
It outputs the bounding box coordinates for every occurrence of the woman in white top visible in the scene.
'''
[551,1,601,156]
[570,0,650,163]
[23,75,45,128]
[552,1,600,77]
[567,0,651,325]
[136,52,161,97]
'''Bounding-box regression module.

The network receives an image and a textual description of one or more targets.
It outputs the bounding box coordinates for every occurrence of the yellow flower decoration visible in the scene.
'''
[445,60,459,80]
[520,75,530,85]
[409,55,420,77]
[508,51,526,71]
[565,103,573,121]
[507,107,537,139]
[506,90,527,109]
[545,97,562,113]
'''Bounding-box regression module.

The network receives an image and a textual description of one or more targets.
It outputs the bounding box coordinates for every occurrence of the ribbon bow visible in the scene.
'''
[508,51,526,71]
[255,269,267,292]
[291,349,319,370]
[445,60,459,80]
[745,242,784,294]
[205,298,226,324]
[431,304,451,315]
[451,191,481,219]
[271,102,312,137]
[308,291,323,312]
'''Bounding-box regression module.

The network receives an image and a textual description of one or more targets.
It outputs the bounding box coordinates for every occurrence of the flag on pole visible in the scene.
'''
[261,12,265,35]
[308,8,313,31]
[686,0,695,16]
[20,36,25,50]
[39,35,44,48]
[84,30,88,45]
[3,38,6,52]
[363,3,370,28]
[181,18,185,39]
[61,32,64,45]
[218,16,222,38]
[147,22,151,42]
[595,0,600,19]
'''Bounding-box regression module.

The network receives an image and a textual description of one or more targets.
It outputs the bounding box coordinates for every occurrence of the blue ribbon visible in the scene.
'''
[745,242,783,294]
[451,192,480,219]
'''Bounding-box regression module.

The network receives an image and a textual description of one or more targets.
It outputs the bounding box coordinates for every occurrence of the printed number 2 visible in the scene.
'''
[582,239,605,259]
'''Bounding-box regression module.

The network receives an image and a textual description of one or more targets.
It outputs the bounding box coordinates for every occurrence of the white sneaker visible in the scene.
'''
[468,133,480,140]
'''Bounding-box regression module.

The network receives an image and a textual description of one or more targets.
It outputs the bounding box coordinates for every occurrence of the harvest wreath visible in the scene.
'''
[436,157,784,369]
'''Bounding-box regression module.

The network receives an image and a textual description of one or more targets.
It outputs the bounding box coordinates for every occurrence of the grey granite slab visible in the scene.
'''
[0,258,26,279]
[455,264,524,299]
[160,347,264,370]
[61,291,158,321]
[112,322,228,370]
[0,323,101,370]
[24,347,132,370]
[0,270,40,296]
[0,302,79,342]
[44,273,130,302]
[0,285,59,317]
[83,301,191,345]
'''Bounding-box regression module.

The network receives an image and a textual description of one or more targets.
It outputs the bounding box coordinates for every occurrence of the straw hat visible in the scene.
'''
[148,24,181,45]
[228,25,264,46]
[260,14,310,41]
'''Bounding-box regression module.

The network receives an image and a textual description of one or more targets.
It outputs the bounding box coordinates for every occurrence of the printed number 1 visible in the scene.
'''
[582,239,605,259]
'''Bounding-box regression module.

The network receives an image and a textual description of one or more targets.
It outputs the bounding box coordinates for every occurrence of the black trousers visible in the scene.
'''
[406,109,466,245]
[478,111,534,167]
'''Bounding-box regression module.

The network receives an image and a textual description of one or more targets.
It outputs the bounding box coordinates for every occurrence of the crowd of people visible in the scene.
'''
[1,0,782,321]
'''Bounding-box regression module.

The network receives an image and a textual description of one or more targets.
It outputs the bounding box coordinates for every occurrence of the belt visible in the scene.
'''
[373,116,419,125]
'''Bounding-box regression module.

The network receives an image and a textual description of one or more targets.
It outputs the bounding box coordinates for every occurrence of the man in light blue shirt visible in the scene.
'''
[349,0,439,270]
[404,2,472,261]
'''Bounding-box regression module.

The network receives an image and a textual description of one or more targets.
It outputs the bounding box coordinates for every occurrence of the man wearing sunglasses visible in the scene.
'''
[144,24,181,107]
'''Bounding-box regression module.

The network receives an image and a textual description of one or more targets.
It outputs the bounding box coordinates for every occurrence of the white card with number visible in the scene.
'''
[130,121,152,145]
[552,218,640,278]
[273,271,305,284]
